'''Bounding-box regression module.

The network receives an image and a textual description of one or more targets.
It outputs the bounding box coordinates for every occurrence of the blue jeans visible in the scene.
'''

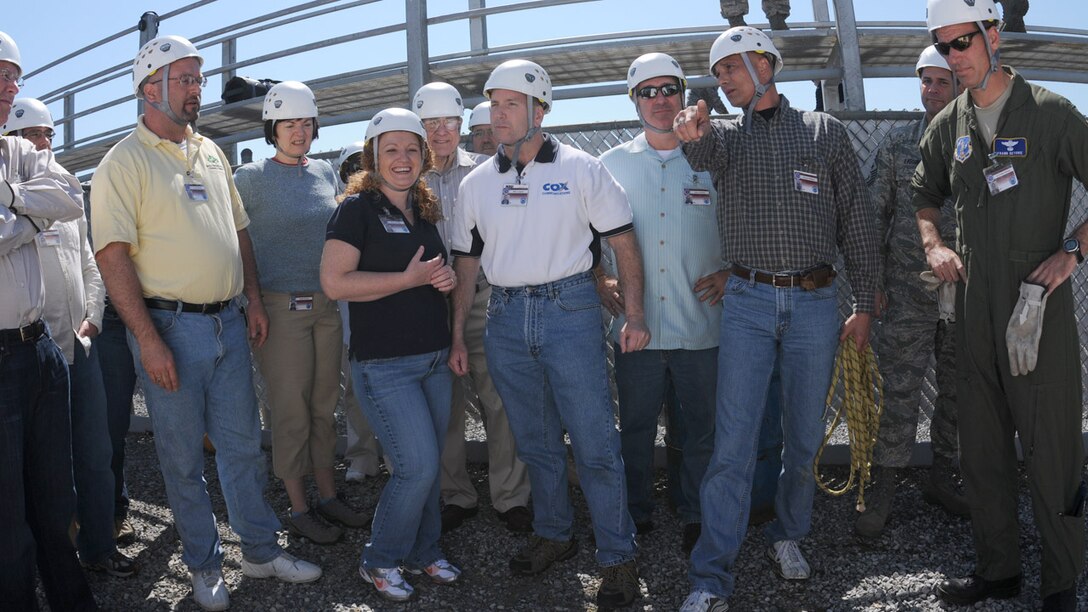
[752,367,784,513]
[485,272,636,566]
[689,275,839,598]
[128,303,282,570]
[615,347,717,525]
[0,331,97,611]
[350,349,451,570]
[98,304,135,521]
[70,342,118,564]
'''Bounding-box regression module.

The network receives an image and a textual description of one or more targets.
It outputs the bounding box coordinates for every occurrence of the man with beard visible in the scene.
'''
[91,34,321,611]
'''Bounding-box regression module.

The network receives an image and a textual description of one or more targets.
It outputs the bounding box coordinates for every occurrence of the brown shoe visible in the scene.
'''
[114,517,136,547]
[496,506,533,533]
[317,494,371,529]
[509,535,577,576]
[597,561,640,610]
[285,507,343,545]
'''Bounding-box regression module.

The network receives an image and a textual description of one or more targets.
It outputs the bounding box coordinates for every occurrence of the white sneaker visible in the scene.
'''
[360,565,414,602]
[241,552,322,583]
[680,589,729,612]
[190,568,230,611]
[345,469,367,483]
[406,558,461,584]
[767,539,811,580]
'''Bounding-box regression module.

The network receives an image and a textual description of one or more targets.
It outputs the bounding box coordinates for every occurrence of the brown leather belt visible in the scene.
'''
[731,264,836,290]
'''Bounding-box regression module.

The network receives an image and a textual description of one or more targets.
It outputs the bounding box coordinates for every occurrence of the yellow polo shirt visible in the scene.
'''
[91,117,249,303]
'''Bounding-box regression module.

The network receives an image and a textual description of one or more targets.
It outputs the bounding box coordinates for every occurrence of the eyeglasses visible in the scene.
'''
[0,68,23,88]
[422,117,460,132]
[635,83,682,99]
[149,74,208,88]
[934,31,982,56]
[23,129,54,141]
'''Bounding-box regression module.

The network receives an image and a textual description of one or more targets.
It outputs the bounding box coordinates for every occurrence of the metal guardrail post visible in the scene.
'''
[221,38,238,165]
[832,0,866,111]
[136,12,160,117]
[811,0,830,24]
[63,93,75,148]
[469,0,488,51]
[406,0,430,102]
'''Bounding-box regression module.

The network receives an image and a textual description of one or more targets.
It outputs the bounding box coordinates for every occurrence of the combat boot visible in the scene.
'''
[768,14,789,30]
[922,456,970,517]
[854,466,897,538]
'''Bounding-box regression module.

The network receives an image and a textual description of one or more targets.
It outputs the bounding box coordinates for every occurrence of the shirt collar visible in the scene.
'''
[135,116,201,151]
[496,134,558,173]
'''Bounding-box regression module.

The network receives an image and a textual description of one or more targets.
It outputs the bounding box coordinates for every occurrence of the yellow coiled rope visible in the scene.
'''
[814,338,883,512]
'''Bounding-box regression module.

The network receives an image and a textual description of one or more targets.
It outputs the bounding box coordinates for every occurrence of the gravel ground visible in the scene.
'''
[65,428,1087,612]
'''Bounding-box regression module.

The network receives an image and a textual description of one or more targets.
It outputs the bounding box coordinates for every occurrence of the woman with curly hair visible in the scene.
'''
[320,108,458,603]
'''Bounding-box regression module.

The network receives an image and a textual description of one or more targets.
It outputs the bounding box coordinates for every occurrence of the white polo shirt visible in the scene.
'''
[451,136,633,287]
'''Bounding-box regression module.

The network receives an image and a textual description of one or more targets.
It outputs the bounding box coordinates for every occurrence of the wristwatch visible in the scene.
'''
[1063,237,1084,264]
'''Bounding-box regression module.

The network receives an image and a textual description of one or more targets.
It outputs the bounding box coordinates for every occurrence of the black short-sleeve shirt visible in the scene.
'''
[326,189,450,360]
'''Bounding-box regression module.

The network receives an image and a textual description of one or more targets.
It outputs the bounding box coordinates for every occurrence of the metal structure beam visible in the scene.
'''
[832,0,866,110]
[406,0,430,100]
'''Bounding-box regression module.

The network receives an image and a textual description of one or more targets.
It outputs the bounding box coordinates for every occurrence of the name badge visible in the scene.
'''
[37,229,61,247]
[289,294,314,311]
[984,161,1018,195]
[501,183,529,207]
[684,187,712,206]
[992,137,1027,158]
[185,183,208,201]
[378,213,410,234]
[793,170,819,195]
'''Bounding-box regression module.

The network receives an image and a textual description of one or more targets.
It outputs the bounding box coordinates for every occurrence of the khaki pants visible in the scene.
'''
[253,291,341,480]
[440,285,530,512]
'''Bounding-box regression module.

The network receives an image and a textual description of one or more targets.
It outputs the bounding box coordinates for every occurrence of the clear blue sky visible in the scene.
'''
[6,0,1088,162]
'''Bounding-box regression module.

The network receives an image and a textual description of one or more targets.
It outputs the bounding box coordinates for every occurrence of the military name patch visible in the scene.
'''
[992,137,1027,157]
[954,135,972,163]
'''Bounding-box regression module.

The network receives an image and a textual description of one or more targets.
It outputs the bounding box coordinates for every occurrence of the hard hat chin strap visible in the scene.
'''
[740,53,773,134]
[634,91,680,135]
[500,92,541,181]
[146,64,190,127]
[974,21,1001,91]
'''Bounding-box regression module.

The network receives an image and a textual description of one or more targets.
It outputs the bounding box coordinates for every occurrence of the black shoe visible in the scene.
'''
[681,523,701,556]
[935,573,1021,605]
[634,520,654,535]
[596,560,639,610]
[440,504,478,534]
[497,506,533,533]
[509,535,578,576]
[1041,587,1076,612]
[82,550,139,578]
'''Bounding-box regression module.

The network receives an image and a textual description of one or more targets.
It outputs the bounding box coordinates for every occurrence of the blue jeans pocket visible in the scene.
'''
[487,292,508,318]
[555,287,600,312]
[810,283,837,299]
[149,311,179,335]
[725,276,750,295]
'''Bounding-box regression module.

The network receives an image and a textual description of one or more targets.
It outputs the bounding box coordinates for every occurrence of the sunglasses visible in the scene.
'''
[934,31,982,56]
[636,83,682,99]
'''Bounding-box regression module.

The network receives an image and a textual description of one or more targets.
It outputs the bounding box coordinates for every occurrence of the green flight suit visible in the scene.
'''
[912,66,1088,597]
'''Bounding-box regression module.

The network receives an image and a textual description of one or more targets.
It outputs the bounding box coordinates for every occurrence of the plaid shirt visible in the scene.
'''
[682,95,880,313]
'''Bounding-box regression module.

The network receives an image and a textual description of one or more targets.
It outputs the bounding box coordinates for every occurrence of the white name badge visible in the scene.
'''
[684,187,712,206]
[501,183,529,207]
[793,170,820,195]
[379,213,410,234]
[185,183,208,201]
[984,162,1018,195]
[37,229,61,247]
[289,294,314,311]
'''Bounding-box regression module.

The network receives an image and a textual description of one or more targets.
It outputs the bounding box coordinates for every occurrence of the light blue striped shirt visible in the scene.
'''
[599,133,722,350]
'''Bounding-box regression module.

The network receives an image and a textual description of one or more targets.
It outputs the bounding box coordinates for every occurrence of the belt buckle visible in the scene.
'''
[772,273,795,288]
[19,322,35,342]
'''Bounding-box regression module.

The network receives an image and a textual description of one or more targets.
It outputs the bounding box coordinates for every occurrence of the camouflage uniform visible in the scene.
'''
[719,0,791,19]
[868,119,959,468]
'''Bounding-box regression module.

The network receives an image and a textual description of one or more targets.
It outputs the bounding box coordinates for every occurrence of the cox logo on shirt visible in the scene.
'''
[541,182,571,196]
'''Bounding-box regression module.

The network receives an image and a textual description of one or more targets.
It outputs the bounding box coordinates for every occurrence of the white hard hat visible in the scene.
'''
[263,80,318,121]
[365,107,427,144]
[337,141,367,171]
[0,31,22,77]
[2,98,53,134]
[412,82,464,120]
[627,53,687,97]
[484,59,552,113]
[709,26,783,76]
[468,101,491,128]
[133,35,203,99]
[926,0,1001,32]
[916,46,951,76]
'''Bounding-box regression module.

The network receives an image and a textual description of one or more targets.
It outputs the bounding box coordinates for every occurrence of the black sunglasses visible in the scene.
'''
[636,83,682,99]
[934,31,982,56]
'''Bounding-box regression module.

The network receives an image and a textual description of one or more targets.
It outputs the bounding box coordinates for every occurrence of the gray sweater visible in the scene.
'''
[234,158,340,294]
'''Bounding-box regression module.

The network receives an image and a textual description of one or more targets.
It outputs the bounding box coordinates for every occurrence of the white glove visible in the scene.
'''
[919,271,957,323]
[0,180,14,210]
[1006,282,1048,376]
